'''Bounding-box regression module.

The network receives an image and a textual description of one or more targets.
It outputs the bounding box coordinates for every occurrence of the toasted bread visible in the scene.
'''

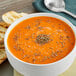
[0,43,4,49]
[0,33,4,44]
[0,22,9,28]
[0,22,7,44]
[0,26,7,33]
[0,48,7,64]
[0,22,8,64]
[2,11,28,25]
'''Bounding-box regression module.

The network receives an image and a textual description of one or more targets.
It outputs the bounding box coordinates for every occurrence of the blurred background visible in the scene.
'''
[0,0,36,21]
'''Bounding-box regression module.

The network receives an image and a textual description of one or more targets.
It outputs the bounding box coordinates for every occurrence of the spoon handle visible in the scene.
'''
[62,9,76,18]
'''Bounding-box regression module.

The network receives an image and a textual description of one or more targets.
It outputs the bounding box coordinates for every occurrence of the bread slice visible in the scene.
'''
[0,22,7,44]
[0,43,7,64]
[0,48,7,64]
[0,22,9,28]
[2,11,28,25]
[0,44,6,64]
[0,26,7,33]
[0,48,6,59]
[0,43,4,49]
[0,22,8,64]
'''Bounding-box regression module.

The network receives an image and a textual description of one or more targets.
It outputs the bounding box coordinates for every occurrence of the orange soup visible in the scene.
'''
[7,16,75,64]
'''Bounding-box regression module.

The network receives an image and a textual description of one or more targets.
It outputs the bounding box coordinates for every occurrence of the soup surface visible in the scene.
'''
[7,16,75,64]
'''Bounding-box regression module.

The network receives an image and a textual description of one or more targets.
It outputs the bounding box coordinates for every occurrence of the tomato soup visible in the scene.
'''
[7,16,75,64]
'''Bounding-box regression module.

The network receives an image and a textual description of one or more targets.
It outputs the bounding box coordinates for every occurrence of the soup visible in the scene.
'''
[7,16,75,64]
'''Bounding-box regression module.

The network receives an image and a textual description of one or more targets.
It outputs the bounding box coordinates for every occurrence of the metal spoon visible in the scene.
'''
[44,0,76,18]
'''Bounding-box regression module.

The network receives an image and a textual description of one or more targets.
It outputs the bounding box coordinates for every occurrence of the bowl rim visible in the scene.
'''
[4,13,76,66]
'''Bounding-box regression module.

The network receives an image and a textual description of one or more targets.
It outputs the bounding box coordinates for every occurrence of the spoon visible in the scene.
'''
[44,0,76,18]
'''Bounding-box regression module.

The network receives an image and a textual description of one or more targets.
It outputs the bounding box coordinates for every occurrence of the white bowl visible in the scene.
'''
[4,13,76,76]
